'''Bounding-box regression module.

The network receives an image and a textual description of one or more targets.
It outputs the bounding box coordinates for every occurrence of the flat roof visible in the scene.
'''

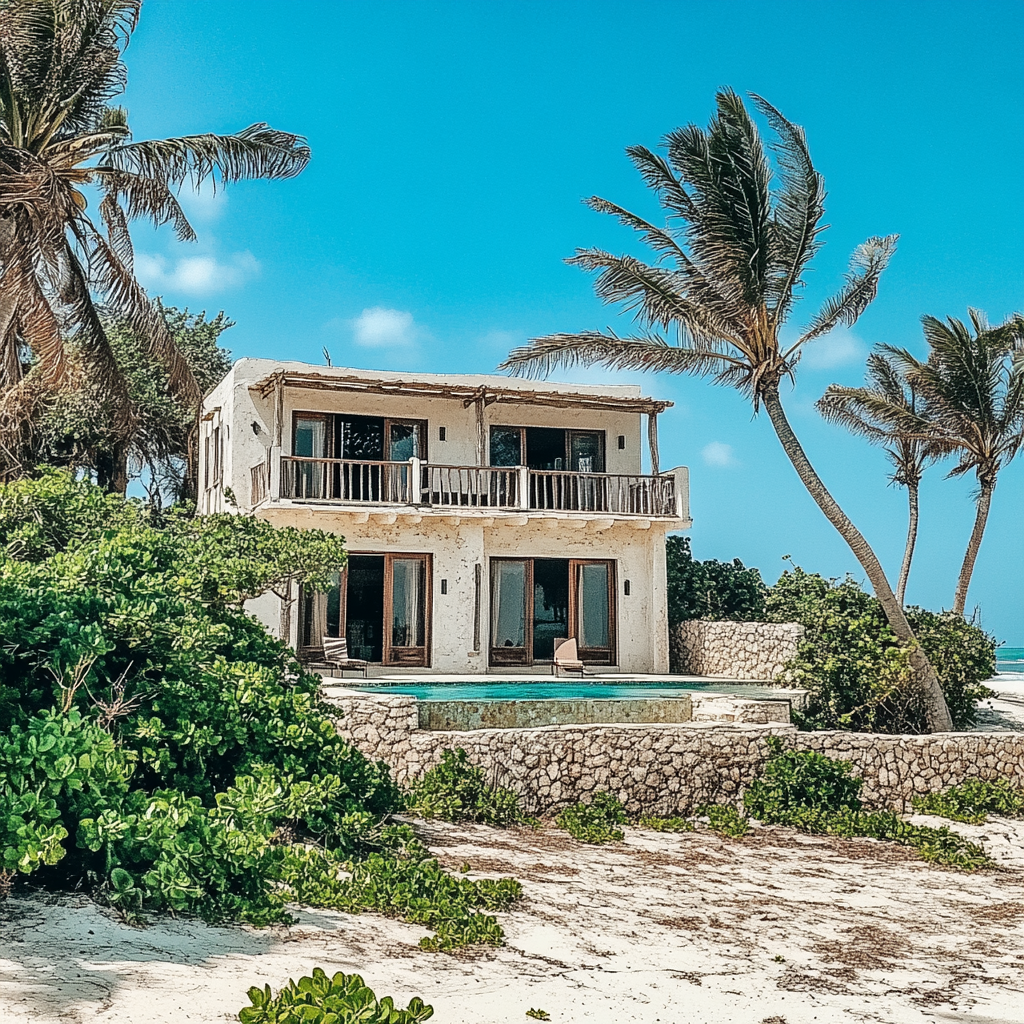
[241,359,672,415]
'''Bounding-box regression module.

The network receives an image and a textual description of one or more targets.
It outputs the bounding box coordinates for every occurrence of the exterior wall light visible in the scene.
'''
[624,579,631,596]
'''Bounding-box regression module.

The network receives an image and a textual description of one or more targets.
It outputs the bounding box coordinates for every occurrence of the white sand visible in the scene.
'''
[3,815,1024,1024]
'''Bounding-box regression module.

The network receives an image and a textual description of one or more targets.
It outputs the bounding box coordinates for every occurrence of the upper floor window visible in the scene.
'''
[292,413,427,462]
[489,426,605,472]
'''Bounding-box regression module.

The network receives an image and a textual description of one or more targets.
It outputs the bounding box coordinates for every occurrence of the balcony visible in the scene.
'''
[251,456,687,519]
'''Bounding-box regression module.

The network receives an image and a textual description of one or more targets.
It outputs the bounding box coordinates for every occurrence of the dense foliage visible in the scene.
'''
[556,791,627,844]
[0,473,520,948]
[766,566,996,732]
[407,748,531,828]
[913,780,1024,824]
[35,309,234,502]
[666,536,767,623]
[240,969,433,1024]
[744,740,989,869]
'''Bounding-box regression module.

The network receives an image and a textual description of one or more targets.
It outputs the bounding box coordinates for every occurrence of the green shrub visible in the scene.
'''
[279,846,521,951]
[699,804,749,837]
[239,968,432,1024]
[913,780,1024,824]
[556,791,627,844]
[766,566,996,733]
[666,536,767,625]
[0,473,521,948]
[744,743,989,869]
[407,748,529,827]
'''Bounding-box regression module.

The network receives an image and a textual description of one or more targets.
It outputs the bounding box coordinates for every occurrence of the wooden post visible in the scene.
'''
[475,393,486,466]
[647,412,660,476]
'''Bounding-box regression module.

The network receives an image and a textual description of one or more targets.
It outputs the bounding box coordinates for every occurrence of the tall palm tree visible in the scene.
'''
[0,0,309,492]
[886,311,1024,617]
[817,351,939,606]
[500,88,953,732]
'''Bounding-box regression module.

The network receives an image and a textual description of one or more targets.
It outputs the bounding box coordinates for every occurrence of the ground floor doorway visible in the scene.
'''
[489,557,615,667]
[301,552,431,666]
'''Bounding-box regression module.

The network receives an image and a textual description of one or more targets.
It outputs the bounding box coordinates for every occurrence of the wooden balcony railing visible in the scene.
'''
[271,456,681,517]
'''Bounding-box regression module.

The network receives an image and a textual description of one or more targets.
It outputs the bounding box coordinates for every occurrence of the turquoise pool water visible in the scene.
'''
[352,680,790,702]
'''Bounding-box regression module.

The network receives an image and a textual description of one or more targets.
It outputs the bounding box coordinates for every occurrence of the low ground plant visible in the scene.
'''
[745,739,990,869]
[913,780,1024,824]
[698,804,750,838]
[635,814,694,833]
[556,791,626,843]
[406,748,531,827]
[239,968,432,1023]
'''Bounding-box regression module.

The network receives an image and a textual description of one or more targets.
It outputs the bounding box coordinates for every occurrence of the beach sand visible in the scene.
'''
[3,812,1024,1024]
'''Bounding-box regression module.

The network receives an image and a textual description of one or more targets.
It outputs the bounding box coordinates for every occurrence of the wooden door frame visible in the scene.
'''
[385,418,429,462]
[382,552,432,667]
[488,557,534,666]
[568,558,617,664]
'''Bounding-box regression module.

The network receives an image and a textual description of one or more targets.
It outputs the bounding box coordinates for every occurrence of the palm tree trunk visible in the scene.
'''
[952,476,994,617]
[896,482,919,607]
[762,384,952,732]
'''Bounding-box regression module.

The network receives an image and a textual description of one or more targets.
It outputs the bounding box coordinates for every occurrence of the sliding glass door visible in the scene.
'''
[385,554,430,666]
[489,557,615,666]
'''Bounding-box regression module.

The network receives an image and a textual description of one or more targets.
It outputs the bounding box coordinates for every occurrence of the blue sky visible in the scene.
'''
[125,0,1023,644]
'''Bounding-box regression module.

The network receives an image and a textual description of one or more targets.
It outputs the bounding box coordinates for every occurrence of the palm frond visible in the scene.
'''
[499,330,741,380]
[94,167,196,241]
[749,93,826,323]
[798,234,898,346]
[105,123,311,189]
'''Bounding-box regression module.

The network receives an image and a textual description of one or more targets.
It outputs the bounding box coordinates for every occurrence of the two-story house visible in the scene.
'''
[200,359,691,674]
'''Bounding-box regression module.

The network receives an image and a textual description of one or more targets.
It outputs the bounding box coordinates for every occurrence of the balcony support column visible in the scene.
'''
[647,412,660,476]
[517,465,530,510]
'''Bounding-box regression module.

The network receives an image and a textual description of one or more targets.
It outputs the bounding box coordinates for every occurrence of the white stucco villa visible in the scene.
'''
[199,359,691,674]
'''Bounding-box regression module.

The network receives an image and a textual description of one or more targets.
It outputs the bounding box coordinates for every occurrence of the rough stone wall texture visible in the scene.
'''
[671,620,804,679]
[326,690,1024,816]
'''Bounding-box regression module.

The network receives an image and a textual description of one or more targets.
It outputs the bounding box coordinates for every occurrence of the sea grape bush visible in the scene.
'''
[556,791,627,843]
[766,566,996,733]
[913,780,1024,824]
[745,740,990,869]
[0,473,519,947]
[239,968,433,1024]
[666,536,767,623]
[406,748,530,828]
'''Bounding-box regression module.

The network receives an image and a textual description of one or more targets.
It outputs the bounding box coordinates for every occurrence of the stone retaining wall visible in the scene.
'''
[671,620,804,679]
[326,689,1024,815]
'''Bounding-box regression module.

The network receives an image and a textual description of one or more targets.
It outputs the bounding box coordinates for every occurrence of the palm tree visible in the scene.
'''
[886,312,1024,617]
[817,351,939,606]
[500,89,954,732]
[0,0,309,492]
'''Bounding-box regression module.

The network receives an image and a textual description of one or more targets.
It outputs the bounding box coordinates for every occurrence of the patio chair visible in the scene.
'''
[552,637,587,677]
[321,636,369,678]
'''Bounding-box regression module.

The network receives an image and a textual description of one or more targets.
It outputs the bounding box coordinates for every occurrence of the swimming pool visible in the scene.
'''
[351,679,790,702]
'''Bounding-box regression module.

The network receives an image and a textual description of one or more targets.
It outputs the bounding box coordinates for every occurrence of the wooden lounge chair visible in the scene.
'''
[321,636,369,678]
[552,637,587,677]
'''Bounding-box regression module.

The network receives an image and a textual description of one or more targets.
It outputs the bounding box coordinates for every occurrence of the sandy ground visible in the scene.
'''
[3,813,1024,1024]
[973,674,1024,733]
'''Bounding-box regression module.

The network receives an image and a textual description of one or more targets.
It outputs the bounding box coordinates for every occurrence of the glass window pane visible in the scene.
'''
[578,563,609,649]
[571,432,604,473]
[389,422,421,461]
[492,561,526,648]
[340,416,385,460]
[294,417,326,458]
[489,427,522,467]
[391,558,425,648]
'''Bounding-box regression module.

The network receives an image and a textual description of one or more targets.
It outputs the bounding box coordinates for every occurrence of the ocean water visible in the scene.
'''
[996,647,1024,677]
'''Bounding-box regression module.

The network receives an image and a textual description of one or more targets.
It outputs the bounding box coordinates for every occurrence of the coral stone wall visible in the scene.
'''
[671,620,804,679]
[326,690,1024,816]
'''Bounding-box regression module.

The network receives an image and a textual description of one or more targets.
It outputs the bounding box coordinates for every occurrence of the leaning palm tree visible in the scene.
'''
[886,311,1024,617]
[500,88,953,732]
[817,351,939,606]
[0,0,309,492]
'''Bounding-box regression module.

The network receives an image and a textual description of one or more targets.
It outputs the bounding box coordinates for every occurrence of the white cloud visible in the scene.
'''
[135,251,259,295]
[800,328,866,370]
[178,184,228,224]
[350,307,418,348]
[702,441,738,468]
